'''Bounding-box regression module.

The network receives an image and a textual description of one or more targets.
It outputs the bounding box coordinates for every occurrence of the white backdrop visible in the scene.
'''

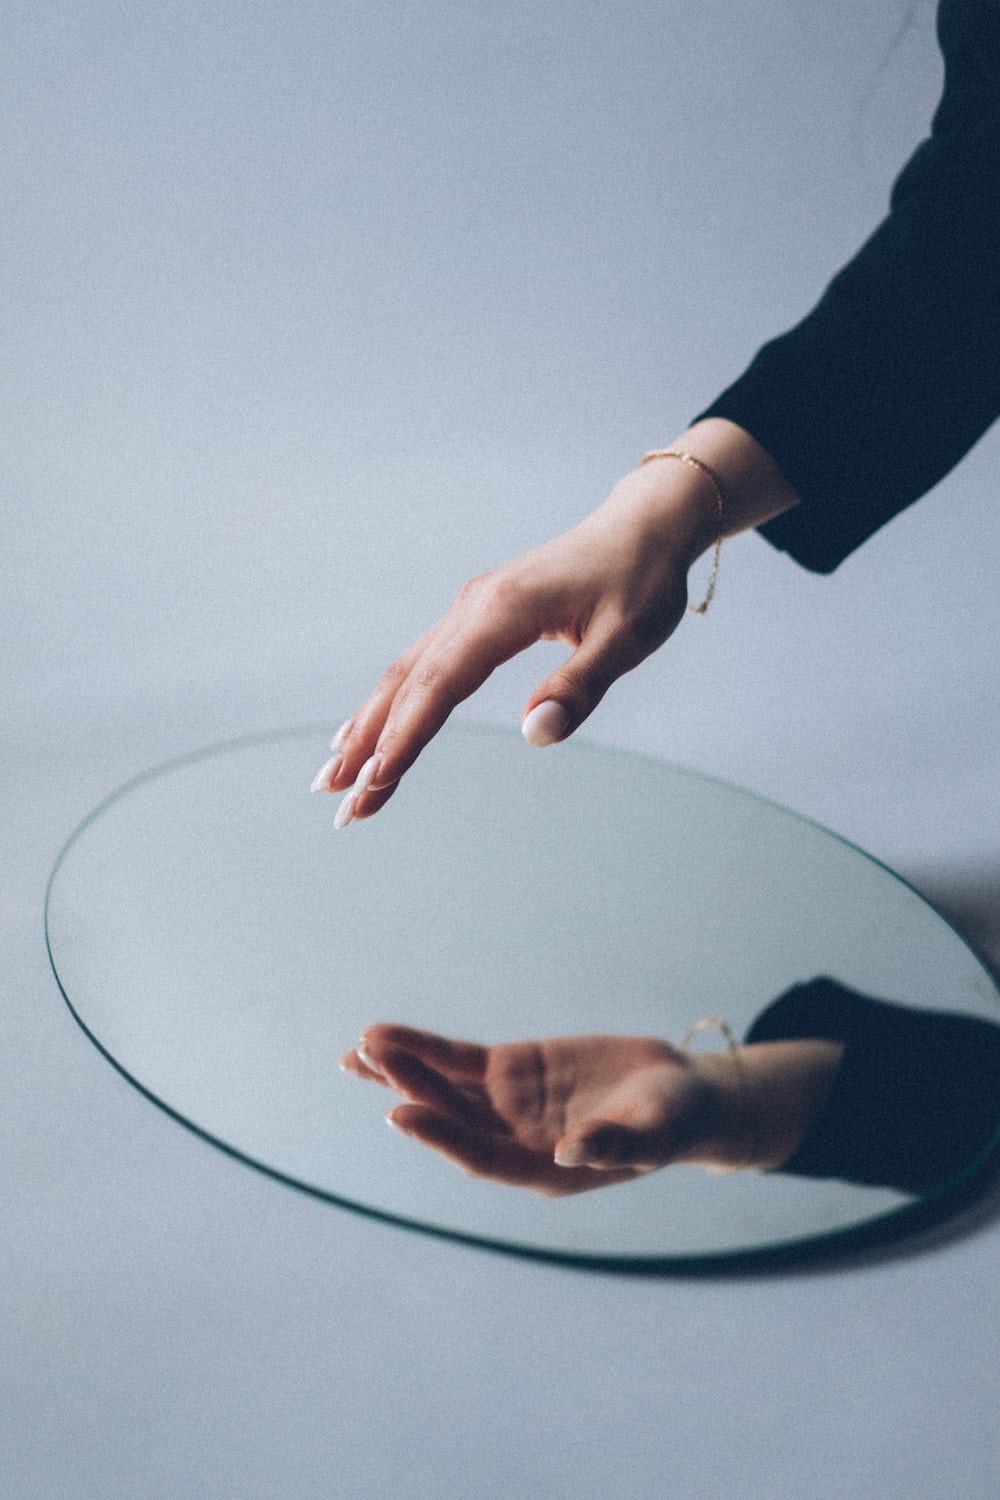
[7,0,998,871]
[5,3,1000,1495]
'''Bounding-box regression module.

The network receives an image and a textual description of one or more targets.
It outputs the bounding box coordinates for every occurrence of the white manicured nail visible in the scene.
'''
[353,753,381,797]
[334,790,357,829]
[554,1141,587,1167]
[310,754,342,793]
[522,700,570,747]
[356,1044,382,1075]
[331,718,354,751]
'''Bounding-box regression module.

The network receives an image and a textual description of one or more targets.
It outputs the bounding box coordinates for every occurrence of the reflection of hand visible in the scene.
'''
[341,1024,743,1196]
[343,1025,846,1195]
[313,419,800,825]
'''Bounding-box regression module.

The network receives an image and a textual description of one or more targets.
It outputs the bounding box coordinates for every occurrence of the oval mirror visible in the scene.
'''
[46,725,1000,1267]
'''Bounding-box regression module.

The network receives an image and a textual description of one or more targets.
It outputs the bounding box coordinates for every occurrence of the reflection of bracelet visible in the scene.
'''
[639,449,725,615]
[680,1016,755,1171]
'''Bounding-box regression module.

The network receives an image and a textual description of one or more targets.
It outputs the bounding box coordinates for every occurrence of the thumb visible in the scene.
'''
[521,622,648,747]
[553,1120,672,1173]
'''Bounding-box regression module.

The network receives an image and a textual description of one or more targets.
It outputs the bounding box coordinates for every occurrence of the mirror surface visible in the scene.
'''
[46,725,1000,1264]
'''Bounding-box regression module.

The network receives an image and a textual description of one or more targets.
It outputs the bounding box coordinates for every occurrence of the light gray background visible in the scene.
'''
[5,2,1000,1495]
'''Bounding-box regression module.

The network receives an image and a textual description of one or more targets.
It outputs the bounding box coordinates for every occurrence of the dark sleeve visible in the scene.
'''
[745,977,1000,1193]
[697,0,1000,573]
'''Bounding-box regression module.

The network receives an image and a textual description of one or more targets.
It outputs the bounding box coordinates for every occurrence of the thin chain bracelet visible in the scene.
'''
[639,449,726,615]
[680,1015,756,1171]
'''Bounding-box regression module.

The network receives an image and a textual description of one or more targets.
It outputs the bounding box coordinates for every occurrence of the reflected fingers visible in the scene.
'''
[360,1024,487,1079]
[363,1046,494,1129]
[339,1047,391,1086]
[387,1105,636,1197]
[387,1105,559,1190]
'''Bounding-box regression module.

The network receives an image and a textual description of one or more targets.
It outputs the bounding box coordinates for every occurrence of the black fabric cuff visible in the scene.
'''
[745,978,1000,1193]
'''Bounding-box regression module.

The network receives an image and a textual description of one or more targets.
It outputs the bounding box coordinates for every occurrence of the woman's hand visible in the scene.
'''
[341,1023,743,1196]
[342,1023,845,1195]
[313,465,697,826]
[313,419,799,825]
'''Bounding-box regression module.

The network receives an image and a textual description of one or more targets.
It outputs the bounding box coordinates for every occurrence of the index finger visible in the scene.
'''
[336,578,547,813]
[361,1023,487,1080]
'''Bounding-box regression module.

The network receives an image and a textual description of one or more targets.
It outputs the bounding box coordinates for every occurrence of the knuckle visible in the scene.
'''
[413,659,444,690]
[454,572,492,609]
[456,568,527,618]
[376,657,409,695]
[411,658,454,699]
[487,571,528,611]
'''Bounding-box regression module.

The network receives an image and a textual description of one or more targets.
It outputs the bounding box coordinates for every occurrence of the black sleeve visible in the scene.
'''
[697,0,1000,573]
[745,977,1000,1193]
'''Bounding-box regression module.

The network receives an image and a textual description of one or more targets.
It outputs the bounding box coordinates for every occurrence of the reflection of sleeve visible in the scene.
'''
[697,0,1000,573]
[745,977,1000,1193]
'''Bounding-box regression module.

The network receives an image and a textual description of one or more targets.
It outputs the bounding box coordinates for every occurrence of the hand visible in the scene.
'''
[313,466,695,824]
[340,1023,743,1196]
[342,1024,846,1194]
[312,420,799,825]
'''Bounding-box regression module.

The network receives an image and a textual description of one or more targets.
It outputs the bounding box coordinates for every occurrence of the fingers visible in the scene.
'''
[331,597,677,820]
[369,1048,491,1127]
[344,1025,491,1127]
[387,1105,540,1185]
[360,595,540,786]
[387,1105,631,1196]
[329,772,400,830]
[339,1046,387,1084]
[313,577,545,822]
[359,1024,486,1080]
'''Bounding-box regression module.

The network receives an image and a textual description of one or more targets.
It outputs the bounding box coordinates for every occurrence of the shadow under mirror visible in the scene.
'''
[45,726,1000,1269]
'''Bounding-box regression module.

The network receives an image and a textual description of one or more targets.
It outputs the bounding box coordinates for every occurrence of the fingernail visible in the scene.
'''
[385,1112,407,1134]
[522,700,570,747]
[310,754,342,793]
[331,718,354,751]
[356,1044,383,1075]
[554,1141,588,1168]
[334,790,357,829]
[352,753,381,797]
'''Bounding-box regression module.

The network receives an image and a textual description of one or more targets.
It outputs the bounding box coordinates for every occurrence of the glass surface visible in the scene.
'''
[46,725,1000,1266]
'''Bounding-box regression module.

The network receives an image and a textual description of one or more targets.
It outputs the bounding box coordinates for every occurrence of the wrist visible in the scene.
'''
[601,458,722,578]
[680,1050,756,1171]
[671,418,801,537]
[687,1040,845,1173]
[610,414,800,582]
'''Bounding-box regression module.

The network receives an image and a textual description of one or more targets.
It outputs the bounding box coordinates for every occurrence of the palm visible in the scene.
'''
[341,1024,714,1196]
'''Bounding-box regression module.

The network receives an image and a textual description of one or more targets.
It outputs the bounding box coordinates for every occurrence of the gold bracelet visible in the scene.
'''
[639,449,725,615]
[680,1015,756,1172]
